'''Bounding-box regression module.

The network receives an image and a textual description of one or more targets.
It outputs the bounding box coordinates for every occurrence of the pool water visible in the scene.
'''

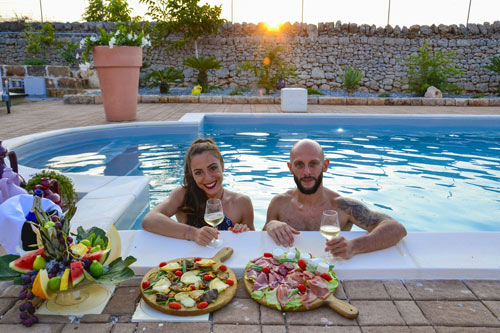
[19,121,500,232]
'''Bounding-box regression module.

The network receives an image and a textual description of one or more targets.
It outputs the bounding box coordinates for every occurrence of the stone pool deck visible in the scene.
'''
[1,100,500,332]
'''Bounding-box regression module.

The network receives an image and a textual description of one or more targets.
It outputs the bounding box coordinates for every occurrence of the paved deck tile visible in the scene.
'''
[0,324,64,332]
[0,298,17,316]
[103,287,140,315]
[80,314,111,323]
[116,277,142,288]
[343,281,390,300]
[1,285,23,298]
[213,324,261,333]
[61,323,113,332]
[137,322,211,332]
[111,323,137,333]
[286,305,357,326]
[394,301,429,326]
[212,298,259,324]
[483,301,500,318]
[464,281,500,300]
[361,327,436,333]
[0,299,42,324]
[417,301,500,327]
[0,281,12,296]
[351,300,405,326]
[384,280,412,300]
[259,305,285,325]
[335,282,347,300]
[261,325,287,333]
[236,279,250,298]
[435,327,500,333]
[288,326,361,333]
[37,314,71,324]
[404,280,476,301]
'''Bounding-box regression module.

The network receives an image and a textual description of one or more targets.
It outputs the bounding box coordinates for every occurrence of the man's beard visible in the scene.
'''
[294,172,323,194]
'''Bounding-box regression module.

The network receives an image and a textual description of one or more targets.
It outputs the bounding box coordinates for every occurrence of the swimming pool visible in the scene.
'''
[14,114,500,232]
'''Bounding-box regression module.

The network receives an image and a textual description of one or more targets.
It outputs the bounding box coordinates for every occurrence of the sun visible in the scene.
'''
[263,22,282,32]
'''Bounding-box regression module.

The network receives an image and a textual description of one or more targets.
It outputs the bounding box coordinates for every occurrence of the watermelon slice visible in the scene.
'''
[9,248,45,274]
[70,261,85,287]
[82,249,110,264]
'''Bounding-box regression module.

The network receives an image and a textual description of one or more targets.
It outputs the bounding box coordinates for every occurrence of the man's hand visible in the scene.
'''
[325,236,355,260]
[265,220,300,247]
[231,223,250,232]
[194,226,219,246]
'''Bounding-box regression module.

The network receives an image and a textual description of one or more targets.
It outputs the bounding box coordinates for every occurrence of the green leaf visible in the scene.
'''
[284,299,302,310]
[96,256,137,284]
[265,288,281,311]
[288,288,299,298]
[0,255,21,281]
[305,263,317,274]
[326,277,339,293]
[276,258,296,263]
[75,226,108,248]
[250,289,266,300]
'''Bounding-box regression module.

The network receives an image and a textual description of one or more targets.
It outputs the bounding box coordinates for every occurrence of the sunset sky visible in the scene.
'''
[1,0,499,28]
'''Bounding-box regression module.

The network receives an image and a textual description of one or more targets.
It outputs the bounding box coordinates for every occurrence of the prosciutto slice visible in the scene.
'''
[268,271,284,289]
[276,284,290,308]
[245,267,259,281]
[252,272,269,291]
[308,276,330,299]
[300,290,318,309]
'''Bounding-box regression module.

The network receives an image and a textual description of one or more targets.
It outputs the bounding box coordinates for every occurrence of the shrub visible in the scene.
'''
[26,170,77,208]
[406,41,462,96]
[229,89,243,96]
[23,23,58,65]
[83,0,137,22]
[58,40,79,66]
[183,56,222,93]
[238,46,296,95]
[483,56,500,96]
[378,92,390,97]
[144,67,184,93]
[307,88,324,95]
[340,67,363,96]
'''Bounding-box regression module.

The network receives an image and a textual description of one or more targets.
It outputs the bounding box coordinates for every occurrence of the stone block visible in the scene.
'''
[61,323,114,332]
[346,97,367,105]
[262,326,287,333]
[319,97,346,105]
[47,66,70,77]
[281,88,307,112]
[222,96,248,104]
[112,323,138,333]
[444,98,456,106]
[159,96,169,103]
[213,298,259,324]
[236,278,250,298]
[410,98,424,106]
[103,286,140,315]
[307,96,319,104]
[274,97,281,104]
[468,98,489,106]
[404,280,476,301]
[199,96,223,104]
[57,77,79,89]
[27,65,46,76]
[367,97,385,105]
[434,327,500,333]
[37,314,71,323]
[362,327,433,333]
[417,301,500,327]
[63,94,79,104]
[137,322,210,333]
[248,96,274,104]
[178,95,199,103]
[78,95,94,104]
[383,280,411,300]
[464,281,500,300]
[421,98,440,106]
[335,281,347,300]
[286,305,356,326]
[95,95,103,104]
[394,300,429,325]
[141,95,160,103]
[260,305,285,324]
[0,324,65,333]
[1,284,23,298]
[45,78,56,89]
[213,324,260,333]
[488,98,500,106]
[5,65,25,76]
[0,298,16,315]
[344,281,390,300]
[455,98,468,106]
[483,300,500,317]
[80,314,111,323]
[352,300,405,326]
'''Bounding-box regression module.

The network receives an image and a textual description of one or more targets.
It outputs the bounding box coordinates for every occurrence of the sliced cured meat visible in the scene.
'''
[252,272,269,291]
[276,263,289,276]
[283,262,295,271]
[268,271,284,289]
[308,276,330,299]
[300,290,318,309]
[303,271,315,280]
[276,283,290,308]
[245,267,259,280]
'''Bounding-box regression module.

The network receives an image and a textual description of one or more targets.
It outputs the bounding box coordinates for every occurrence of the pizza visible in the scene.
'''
[141,256,236,314]
[244,248,339,311]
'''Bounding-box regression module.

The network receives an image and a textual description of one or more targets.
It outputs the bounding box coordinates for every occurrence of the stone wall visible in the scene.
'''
[1,21,500,93]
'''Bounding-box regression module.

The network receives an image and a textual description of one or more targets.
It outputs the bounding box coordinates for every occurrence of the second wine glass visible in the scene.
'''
[204,198,224,248]
[319,210,341,263]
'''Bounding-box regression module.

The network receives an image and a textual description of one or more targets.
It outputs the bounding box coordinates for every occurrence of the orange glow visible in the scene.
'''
[263,22,282,32]
[263,57,271,66]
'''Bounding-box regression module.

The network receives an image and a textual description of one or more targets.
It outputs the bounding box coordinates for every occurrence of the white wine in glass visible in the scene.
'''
[204,198,224,248]
[320,210,341,263]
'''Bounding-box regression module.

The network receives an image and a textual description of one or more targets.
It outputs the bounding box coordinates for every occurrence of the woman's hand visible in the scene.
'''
[193,226,219,246]
[230,223,251,233]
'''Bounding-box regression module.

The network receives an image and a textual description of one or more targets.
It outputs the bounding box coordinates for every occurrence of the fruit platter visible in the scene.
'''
[0,205,136,326]
[140,247,237,316]
[244,248,358,319]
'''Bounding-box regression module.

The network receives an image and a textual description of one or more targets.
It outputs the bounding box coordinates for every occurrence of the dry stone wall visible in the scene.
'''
[1,20,500,93]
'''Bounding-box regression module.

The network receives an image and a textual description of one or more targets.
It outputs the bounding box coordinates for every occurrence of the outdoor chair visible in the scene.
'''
[1,74,11,114]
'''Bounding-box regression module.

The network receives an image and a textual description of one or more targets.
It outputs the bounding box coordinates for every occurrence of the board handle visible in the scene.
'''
[326,295,359,319]
[212,247,233,263]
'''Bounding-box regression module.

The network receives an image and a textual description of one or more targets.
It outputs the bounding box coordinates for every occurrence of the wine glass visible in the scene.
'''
[319,210,341,263]
[204,198,224,248]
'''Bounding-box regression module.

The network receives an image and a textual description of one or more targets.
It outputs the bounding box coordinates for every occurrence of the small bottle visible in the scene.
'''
[21,189,43,251]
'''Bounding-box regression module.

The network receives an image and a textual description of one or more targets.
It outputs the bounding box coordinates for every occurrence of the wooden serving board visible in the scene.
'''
[140,247,237,316]
[244,274,358,319]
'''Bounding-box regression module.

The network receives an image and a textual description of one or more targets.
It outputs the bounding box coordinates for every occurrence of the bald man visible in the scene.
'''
[264,139,407,260]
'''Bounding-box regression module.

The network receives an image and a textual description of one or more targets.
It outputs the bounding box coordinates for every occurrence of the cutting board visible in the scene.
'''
[244,271,358,319]
[140,247,237,316]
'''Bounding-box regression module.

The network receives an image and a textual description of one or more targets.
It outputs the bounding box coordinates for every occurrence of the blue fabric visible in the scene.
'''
[217,215,234,230]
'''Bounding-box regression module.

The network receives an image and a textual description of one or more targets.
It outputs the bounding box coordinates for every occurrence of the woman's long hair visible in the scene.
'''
[180,138,224,228]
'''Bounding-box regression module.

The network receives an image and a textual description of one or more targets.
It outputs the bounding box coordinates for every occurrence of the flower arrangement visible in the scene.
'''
[79,22,151,63]
[0,204,136,327]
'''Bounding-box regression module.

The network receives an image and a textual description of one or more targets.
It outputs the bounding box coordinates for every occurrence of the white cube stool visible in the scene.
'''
[281,88,307,113]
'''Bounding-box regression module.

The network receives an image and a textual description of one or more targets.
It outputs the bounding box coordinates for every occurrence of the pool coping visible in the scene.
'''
[4,113,500,280]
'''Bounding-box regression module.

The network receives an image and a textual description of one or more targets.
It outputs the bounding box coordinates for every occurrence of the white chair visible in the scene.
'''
[1,73,11,114]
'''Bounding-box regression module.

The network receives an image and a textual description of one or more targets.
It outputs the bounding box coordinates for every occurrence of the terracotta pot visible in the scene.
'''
[93,46,142,121]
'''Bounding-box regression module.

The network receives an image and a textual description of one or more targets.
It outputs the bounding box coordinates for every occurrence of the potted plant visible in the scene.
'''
[80,23,150,121]
[144,67,184,94]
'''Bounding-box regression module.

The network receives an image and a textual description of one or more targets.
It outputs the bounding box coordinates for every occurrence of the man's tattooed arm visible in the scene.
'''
[337,197,392,229]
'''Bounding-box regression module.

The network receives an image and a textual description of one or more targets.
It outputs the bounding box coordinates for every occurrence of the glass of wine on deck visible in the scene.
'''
[204,198,224,248]
[320,210,341,263]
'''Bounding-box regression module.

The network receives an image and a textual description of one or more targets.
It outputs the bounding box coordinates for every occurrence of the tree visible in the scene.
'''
[140,0,226,58]
[83,0,136,22]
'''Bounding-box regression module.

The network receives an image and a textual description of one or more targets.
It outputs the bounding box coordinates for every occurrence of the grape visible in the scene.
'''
[55,222,62,229]
[21,275,30,285]
[57,231,62,238]
[31,316,38,324]
[30,276,36,283]
[18,291,26,300]
[67,236,73,243]
[29,270,37,277]
[26,292,34,300]
[20,312,28,320]
[21,318,32,327]
[48,272,55,278]
[27,305,35,315]
[58,237,65,244]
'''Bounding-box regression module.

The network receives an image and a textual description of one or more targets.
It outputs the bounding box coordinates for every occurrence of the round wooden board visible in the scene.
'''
[243,270,358,319]
[140,247,238,316]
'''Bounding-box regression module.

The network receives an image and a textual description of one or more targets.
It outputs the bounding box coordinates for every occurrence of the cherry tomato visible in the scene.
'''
[263,252,273,258]
[203,274,212,281]
[226,279,234,286]
[297,259,307,270]
[194,257,201,262]
[298,284,306,293]
[168,302,182,310]
[189,284,196,290]
[197,301,209,309]
[159,262,167,267]
[141,280,150,289]
[262,267,270,274]
[321,273,332,281]
[219,264,227,272]
[174,270,183,277]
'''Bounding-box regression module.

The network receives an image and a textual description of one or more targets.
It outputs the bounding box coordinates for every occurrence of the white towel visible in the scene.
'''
[0,194,63,255]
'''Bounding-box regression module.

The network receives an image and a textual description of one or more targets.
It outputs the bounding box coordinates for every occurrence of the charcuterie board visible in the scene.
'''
[140,247,237,316]
[243,249,358,319]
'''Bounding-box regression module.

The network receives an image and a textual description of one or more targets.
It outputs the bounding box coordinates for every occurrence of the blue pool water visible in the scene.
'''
[18,116,500,232]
